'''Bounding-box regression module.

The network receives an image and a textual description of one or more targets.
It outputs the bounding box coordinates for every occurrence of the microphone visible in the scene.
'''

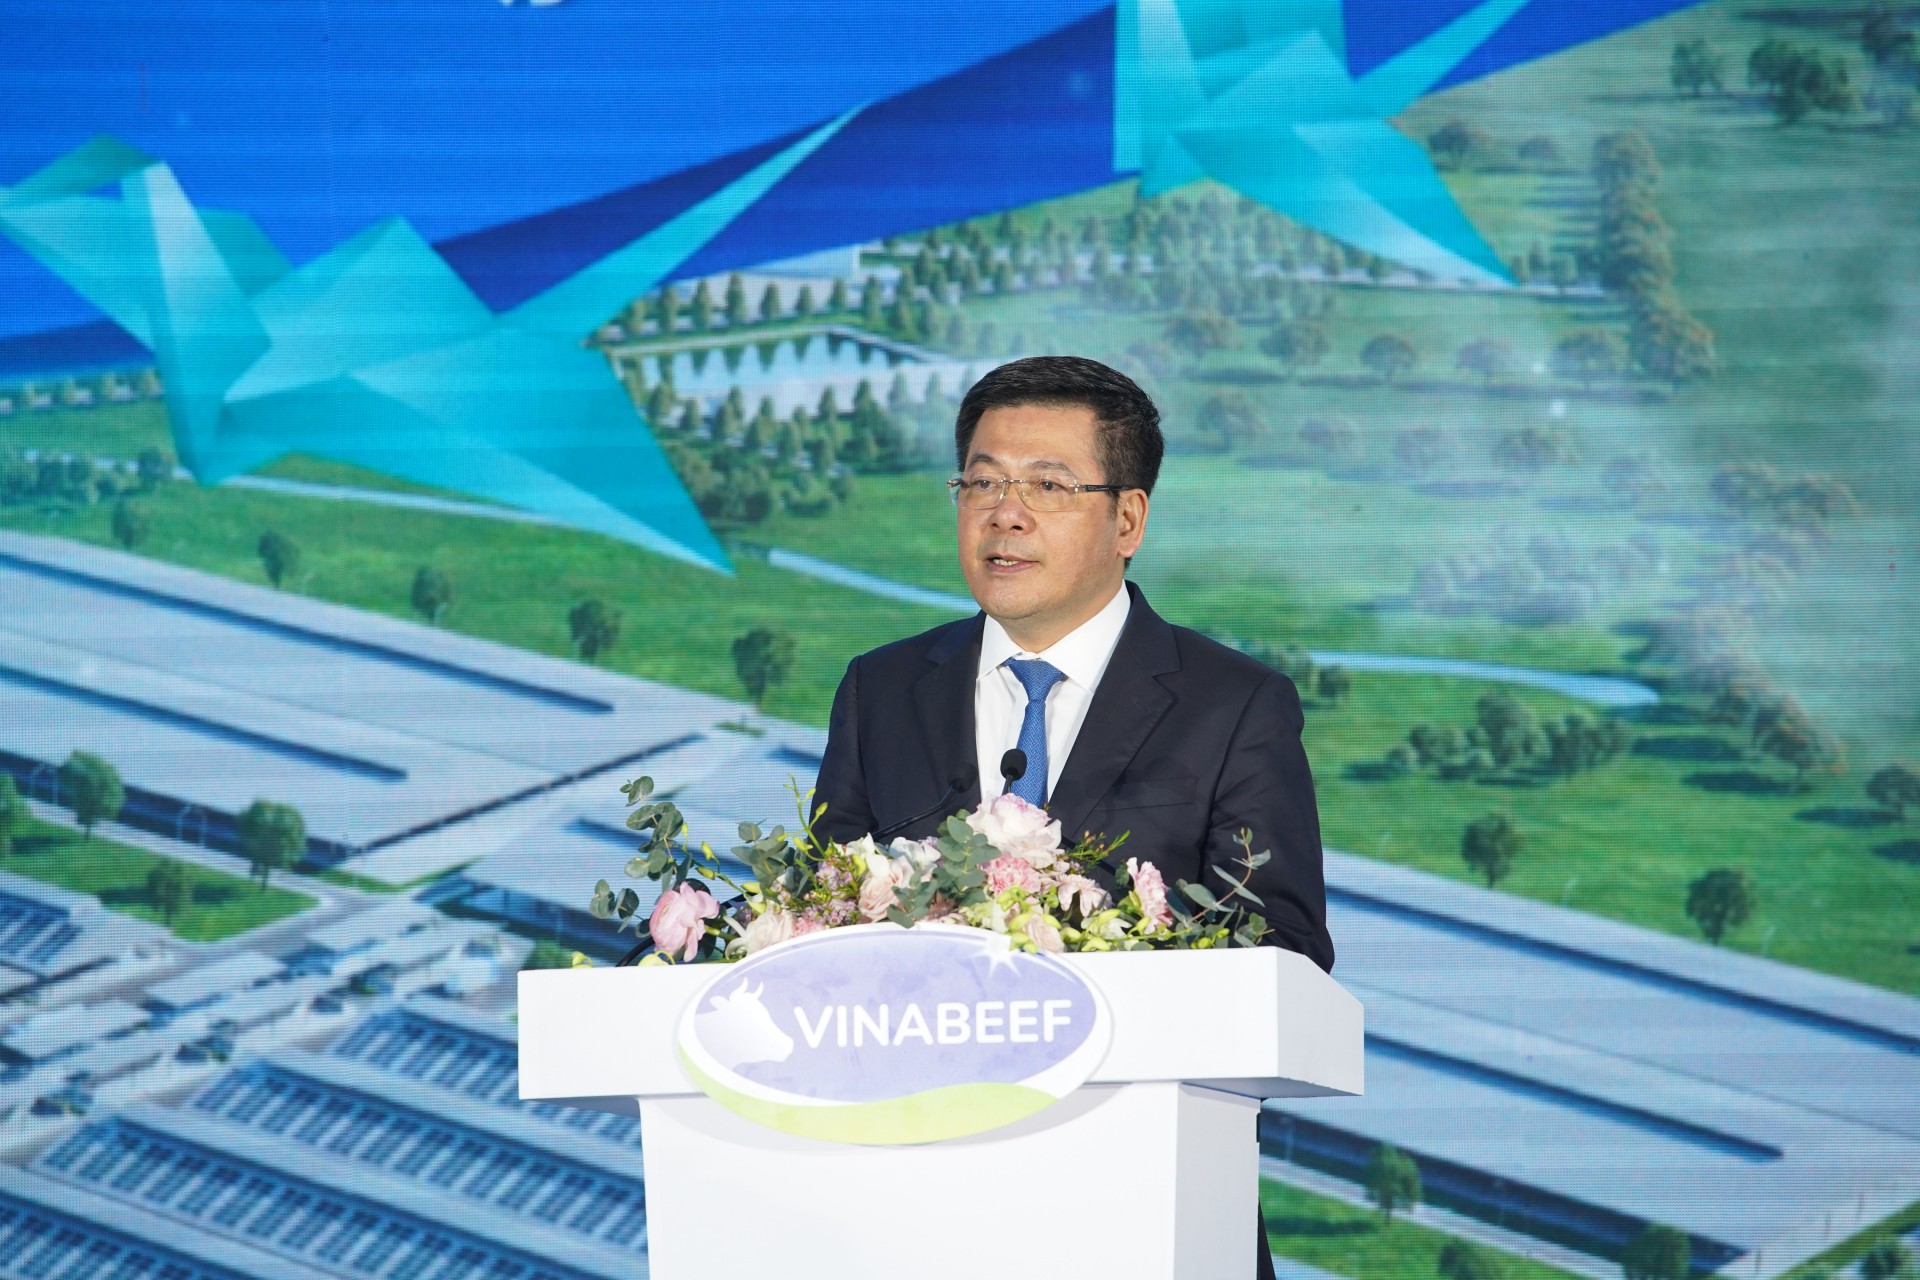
[999,749,1027,795]
[874,762,979,840]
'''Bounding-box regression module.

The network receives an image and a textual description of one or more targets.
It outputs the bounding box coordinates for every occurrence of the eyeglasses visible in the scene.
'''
[947,474,1131,512]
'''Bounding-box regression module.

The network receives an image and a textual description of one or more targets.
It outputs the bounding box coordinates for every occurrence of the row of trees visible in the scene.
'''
[618,274,856,341]
[1589,131,1718,386]
[1456,809,1759,945]
[0,368,163,414]
[1673,21,1913,126]
[1411,531,1662,628]
[0,446,175,509]
[1240,642,1353,705]
[1425,119,1572,174]
[0,757,305,924]
[624,375,946,528]
[1392,692,1634,785]
[1675,655,1847,791]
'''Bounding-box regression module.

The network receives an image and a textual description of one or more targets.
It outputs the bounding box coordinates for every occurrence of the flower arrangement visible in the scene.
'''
[589,778,1275,962]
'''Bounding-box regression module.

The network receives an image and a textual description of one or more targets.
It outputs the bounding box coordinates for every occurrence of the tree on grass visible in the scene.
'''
[732,626,796,710]
[1196,392,1263,453]
[1477,690,1543,768]
[258,531,301,589]
[1671,39,1727,96]
[1438,1240,1506,1280]
[1749,39,1859,123]
[110,499,151,551]
[1866,763,1920,820]
[1623,1225,1691,1280]
[1363,1144,1422,1225]
[689,280,714,333]
[1628,303,1717,386]
[1427,120,1487,168]
[60,752,123,841]
[1550,330,1625,389]
[1392,427,1451,478]
[237,800,306,891]
[1686,867,1757,945]
[135,446,174,491]
[1361,334,1418,383]
[567,600,623,664]
[1859,1238,1915,1280]
[653,286,680,336]
[1759,717,1843,790]
[411,567,454,626]
[724,273,750,328]
[1456,338,1515,385]
[1259,320,1329,377]
[1163,310,1238,360]
[1317,665,1352,706]
[1494,427,1580,474]
[1591,131,1660,192]
[1462,812,1522,888]
[145,860,189,926]
[0,776,25,858]
[1517,136,1562,170]
[1299,417,1356,462]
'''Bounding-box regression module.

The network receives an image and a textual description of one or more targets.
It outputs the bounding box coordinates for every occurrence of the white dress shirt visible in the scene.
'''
[975,584,1132,802]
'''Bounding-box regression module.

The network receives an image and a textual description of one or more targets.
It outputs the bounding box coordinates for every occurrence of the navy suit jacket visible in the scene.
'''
[812,582,1335,971]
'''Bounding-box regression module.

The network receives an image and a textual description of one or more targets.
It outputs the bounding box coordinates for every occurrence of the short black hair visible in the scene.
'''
[954,356,1165,496]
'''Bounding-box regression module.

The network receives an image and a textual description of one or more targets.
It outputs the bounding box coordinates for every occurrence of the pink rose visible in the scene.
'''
[1023,914,1065,953]
[984,853,1044,896]
[858,851,917,923]
[740,907,796,953]
[966,793,1063,868]
[650,884,720,961]
[1125,857,1173,931]
[1052,873,1110,919]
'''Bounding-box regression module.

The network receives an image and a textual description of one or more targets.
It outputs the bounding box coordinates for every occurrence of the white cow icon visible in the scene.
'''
[696,980,796,1070]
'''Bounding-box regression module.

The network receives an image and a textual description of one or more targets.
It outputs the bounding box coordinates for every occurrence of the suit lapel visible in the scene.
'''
[913,615,985,812]
[1047,584,1179,842]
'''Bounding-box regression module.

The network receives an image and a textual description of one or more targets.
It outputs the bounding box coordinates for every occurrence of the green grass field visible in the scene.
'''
[1262,1178,1583,1280]
[5,817,315,942]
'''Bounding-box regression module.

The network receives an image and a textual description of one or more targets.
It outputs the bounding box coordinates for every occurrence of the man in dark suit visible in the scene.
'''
[812,356,1333,1279]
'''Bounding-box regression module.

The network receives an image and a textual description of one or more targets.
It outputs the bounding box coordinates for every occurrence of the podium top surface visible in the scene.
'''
[519,945,1363,1108]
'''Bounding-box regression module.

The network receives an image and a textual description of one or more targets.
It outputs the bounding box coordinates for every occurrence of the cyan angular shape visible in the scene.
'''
[233,218,492,401]
[510,110,858,337]
[122,164,271,479]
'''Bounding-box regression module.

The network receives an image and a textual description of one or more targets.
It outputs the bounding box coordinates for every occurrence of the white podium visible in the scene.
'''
[520,946,1362,1280]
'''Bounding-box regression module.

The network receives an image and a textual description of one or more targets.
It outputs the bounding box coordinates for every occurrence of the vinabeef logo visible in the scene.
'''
[675,924,1112,1144]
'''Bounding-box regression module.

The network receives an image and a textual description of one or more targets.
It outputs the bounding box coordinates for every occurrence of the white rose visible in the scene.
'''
[741,908,797,953]
[963,899,1010,933]
[965,793,1063,869]
[889,836,943,871]
[843,834,881,868]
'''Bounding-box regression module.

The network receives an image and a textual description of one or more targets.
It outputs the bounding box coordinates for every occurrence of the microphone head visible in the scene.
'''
[1000,749,1028,783]
[950,762,979,791]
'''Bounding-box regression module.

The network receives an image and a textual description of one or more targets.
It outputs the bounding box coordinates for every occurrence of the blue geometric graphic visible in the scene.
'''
[0,0,1703,565]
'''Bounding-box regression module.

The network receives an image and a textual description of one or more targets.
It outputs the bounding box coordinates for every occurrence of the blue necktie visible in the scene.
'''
[1005,658,1065,806]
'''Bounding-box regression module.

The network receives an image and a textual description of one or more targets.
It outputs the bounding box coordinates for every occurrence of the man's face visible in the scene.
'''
[956,403,1148,649]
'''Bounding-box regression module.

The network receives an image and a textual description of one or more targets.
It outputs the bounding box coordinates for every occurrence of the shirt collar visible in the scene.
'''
[977,584,1132,690]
